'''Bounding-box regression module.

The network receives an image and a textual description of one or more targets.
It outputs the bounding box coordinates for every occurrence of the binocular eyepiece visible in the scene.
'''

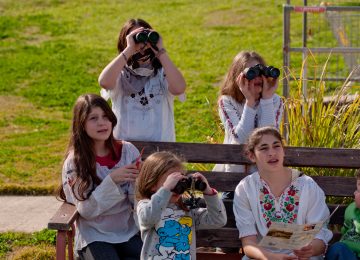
[243,64,280,80]
[133,29,160,45]
[172,176,207,194]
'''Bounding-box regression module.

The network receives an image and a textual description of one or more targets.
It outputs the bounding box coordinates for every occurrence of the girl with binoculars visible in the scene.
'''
[214,51,284,176]
[98,18,186,142]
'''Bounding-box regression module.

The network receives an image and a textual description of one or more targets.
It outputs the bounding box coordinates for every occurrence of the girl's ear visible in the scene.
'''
[247,151,256,163]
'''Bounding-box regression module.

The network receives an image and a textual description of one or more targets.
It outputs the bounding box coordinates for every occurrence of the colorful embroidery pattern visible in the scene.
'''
[259,182,300,228]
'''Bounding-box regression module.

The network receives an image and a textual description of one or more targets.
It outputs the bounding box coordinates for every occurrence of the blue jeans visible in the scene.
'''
[325,242,358,260]
[78,233,142,260]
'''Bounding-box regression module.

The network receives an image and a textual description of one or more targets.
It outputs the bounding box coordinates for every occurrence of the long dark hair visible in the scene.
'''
[58,94,118,201]
[117,18,162,73]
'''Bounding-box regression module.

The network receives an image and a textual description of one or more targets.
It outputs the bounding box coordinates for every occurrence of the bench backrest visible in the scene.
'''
[131,141,360,248]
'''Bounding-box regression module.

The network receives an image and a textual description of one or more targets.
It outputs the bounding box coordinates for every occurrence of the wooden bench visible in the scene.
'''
[48,141,360,259]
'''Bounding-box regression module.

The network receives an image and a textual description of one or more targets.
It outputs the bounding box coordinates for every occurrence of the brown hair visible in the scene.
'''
[220,51,266,103]
[117,18,161,72]
[58,94,118,201]
[246,126,283,155]
[136,151,185,201]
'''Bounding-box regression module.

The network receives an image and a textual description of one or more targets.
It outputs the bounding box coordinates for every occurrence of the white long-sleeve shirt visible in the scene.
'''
[62,141,140,251]
[214,94,283,173]
[233,169,333,259]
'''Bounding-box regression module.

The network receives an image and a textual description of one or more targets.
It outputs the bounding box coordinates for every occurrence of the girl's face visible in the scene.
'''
[355,179,360,208]
[249,134,284,173]
[84,106,112,143]
[152,167,184,203]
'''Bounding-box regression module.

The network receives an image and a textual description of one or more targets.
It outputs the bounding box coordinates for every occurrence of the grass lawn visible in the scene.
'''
[0,0,296,193]
[0,1,359,258]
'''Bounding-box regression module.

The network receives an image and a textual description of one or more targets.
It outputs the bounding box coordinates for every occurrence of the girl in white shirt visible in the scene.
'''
[58,94,142,259]
[98,18,186,142]
[214,51,283,174]
[233,126,332,260]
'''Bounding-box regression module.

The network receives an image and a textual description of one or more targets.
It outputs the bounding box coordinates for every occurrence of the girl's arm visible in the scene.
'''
[62,146,139,220]
[191,172,227,229]
[98,28,143,90]
[242,236,297,260]
[137,187,172,228]
[152,35,186,96]
[218,96,257,144]
[302,177,333,245]
[259,94,283,129]
[137,172,184,228]
[62,161,128,220]
[157,50,186,95]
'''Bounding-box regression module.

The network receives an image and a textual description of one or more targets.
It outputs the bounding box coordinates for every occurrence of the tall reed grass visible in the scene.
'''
[284,54,359,177]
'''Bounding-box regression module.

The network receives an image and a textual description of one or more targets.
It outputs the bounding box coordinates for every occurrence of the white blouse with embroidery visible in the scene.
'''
[233,169,333,259]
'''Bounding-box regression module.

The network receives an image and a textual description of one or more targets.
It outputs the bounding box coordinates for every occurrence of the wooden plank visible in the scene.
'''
[188,171,356,197]
[196,228,241,248]
[132,141,360,169]
[48,202,78,231]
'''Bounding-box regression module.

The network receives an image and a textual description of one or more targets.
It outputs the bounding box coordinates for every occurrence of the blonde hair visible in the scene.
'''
[220,51,266,103]
[136,151,185,200]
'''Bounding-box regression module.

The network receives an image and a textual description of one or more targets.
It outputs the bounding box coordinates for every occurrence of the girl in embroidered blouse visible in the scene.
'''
[98,18,186,142]
[214,51,283,174]
[233,126,332,260]
[58,94,142,259]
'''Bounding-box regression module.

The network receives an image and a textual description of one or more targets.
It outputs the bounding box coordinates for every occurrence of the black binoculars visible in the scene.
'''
[172,176,207,194]
[243,64,280,80]
[133,30,160,45]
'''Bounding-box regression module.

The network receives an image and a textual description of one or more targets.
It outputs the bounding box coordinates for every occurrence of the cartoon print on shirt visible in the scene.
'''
[154,208,193,259]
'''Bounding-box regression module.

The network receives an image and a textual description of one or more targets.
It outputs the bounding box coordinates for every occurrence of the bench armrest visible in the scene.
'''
[48,202,78,231]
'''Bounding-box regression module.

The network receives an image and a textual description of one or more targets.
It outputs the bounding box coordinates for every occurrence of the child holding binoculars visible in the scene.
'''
[98,18,186,142]
[214,51,284,175]
[135,151,227,259]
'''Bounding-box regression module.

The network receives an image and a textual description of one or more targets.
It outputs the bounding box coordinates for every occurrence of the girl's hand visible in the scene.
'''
[109,163,139,184]
[125,27,148,56]
[191,172,213,195]
[163,172,186,192]
[293,243,314,260]
[147,30,165,58]
[261,75,278,99]
[236,73,258,107]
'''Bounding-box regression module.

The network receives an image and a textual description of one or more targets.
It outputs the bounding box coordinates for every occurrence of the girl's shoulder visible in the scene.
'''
[291,169,320,189]
[237,171,260,187]
[219,95,243,107]
[120,140,139,152]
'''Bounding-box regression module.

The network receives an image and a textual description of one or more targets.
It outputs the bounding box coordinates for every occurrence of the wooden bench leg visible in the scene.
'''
[67,226,75,260]
[56,231,67,260]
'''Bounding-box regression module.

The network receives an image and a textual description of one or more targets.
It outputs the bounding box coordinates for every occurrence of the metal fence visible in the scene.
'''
[283,1,360,97]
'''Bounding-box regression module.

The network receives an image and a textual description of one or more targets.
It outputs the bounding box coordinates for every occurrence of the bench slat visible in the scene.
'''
[190,171,356,197]
[132,141,360,168]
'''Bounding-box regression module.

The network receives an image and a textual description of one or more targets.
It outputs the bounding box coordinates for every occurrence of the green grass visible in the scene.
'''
[0,0,358,194]
[0,1,359,257]
[0,0,290,194]
[0,229,56,259]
